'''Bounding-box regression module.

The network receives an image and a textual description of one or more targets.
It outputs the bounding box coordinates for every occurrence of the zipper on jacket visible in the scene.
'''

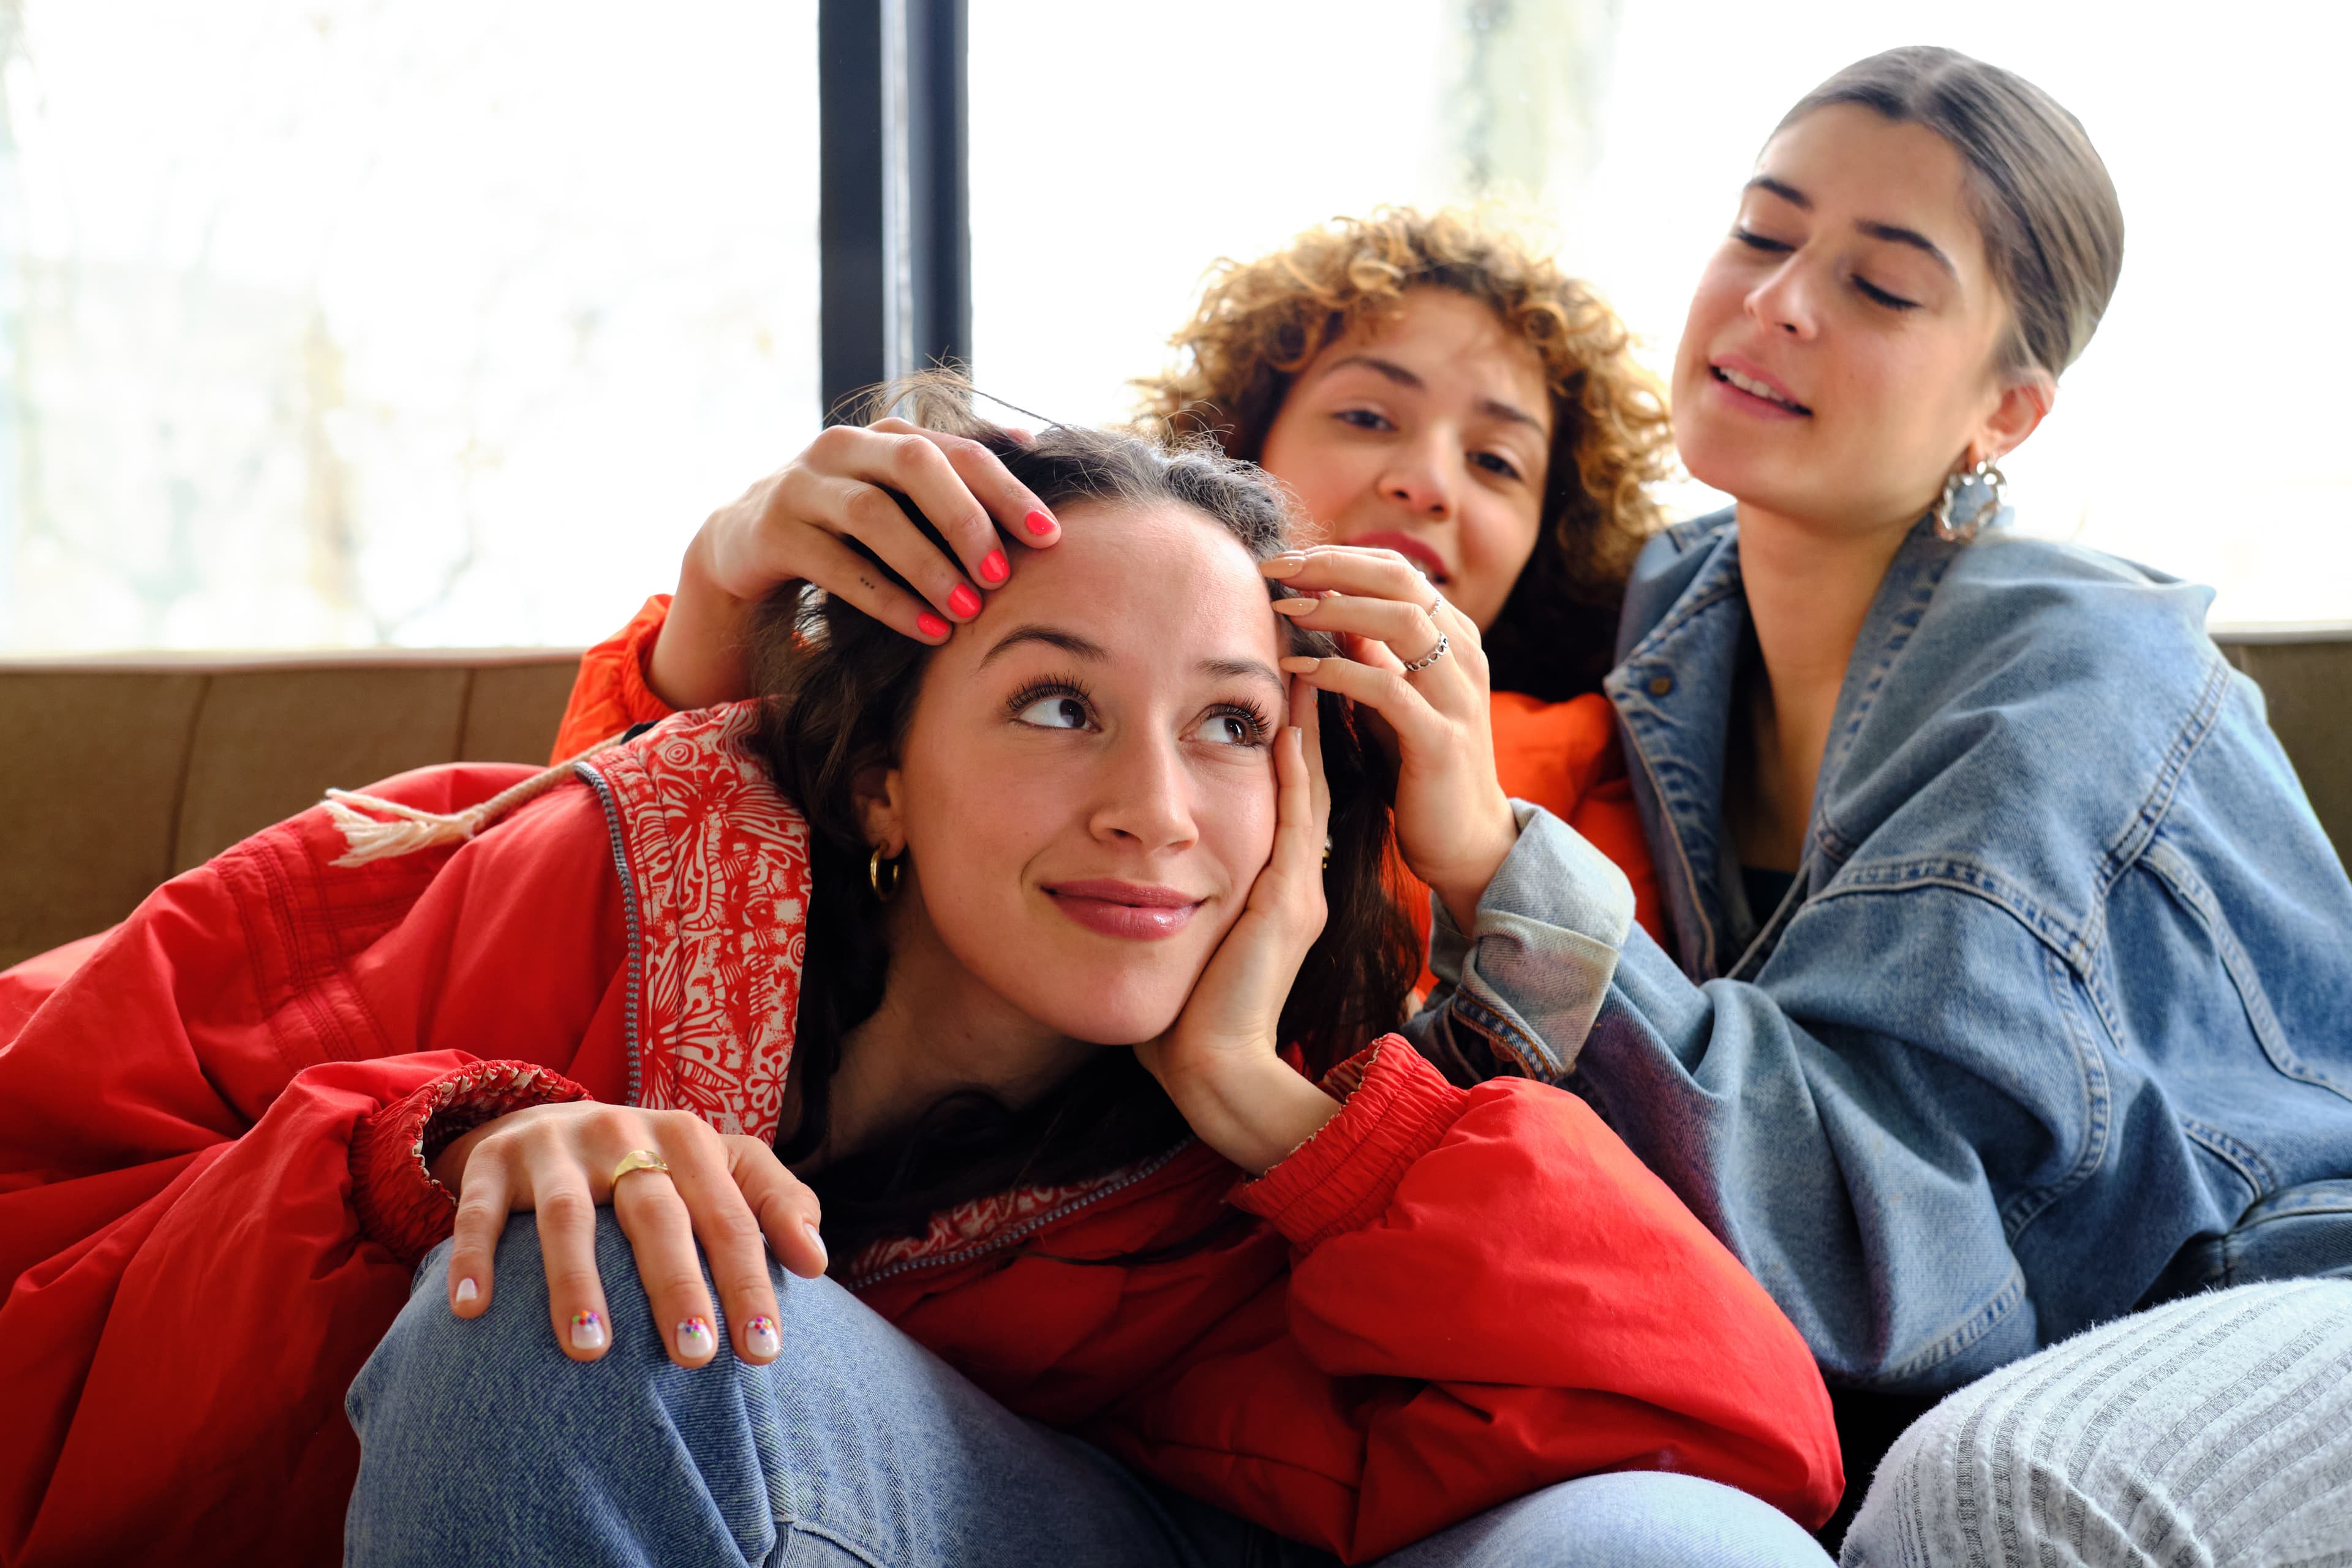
[573,759,646,1108]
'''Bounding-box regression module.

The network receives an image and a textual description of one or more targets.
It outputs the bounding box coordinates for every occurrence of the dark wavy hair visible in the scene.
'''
[749,375,1419,1264]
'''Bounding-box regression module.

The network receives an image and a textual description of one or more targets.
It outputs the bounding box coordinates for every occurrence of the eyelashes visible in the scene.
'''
[1196,702,1274,747]
[1004,677,1273,747]
[1852,276,1920,311]
[1734,227,1920,312]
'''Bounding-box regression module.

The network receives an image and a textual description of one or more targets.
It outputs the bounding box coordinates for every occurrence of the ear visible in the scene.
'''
[853,761,906,858]
[1968,368,2056,469]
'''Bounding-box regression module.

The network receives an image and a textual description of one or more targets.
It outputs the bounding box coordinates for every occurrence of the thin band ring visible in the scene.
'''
[609,1148,672,1191]
[1399,630,1450,674]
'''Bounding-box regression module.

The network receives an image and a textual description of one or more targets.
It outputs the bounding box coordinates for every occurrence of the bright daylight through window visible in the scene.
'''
[0,0,820,652]
[0,0,2342,650]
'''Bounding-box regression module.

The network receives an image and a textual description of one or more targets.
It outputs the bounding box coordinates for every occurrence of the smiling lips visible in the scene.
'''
[1709,356,1813,417]
[1044,879,1204,940]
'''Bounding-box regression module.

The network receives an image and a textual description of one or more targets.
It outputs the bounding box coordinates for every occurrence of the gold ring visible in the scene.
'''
[609,1148,671,1189]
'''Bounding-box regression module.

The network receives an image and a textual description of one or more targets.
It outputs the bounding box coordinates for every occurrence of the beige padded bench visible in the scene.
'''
[0,650,581,970]
[2,631,2345,972]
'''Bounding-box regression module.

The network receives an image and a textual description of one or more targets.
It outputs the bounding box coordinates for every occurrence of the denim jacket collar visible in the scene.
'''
[1606,510,1962,982]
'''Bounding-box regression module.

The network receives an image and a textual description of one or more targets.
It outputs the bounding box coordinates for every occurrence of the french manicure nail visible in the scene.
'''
[744,1315,782,1359]
[570,1309,606,1351]
[803,1219,829,1270]
[453,1276,479,1307]
[1279,656,1321,673]
[676,1316,715,1359]
[978,549,1009,584]
[916,611,950,638]
[1023,510,1054,537]
[948,584,982,618]
[1272,598,1317,614]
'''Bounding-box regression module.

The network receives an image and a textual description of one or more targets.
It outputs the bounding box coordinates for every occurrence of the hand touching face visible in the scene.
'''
[862,500,1293,1047]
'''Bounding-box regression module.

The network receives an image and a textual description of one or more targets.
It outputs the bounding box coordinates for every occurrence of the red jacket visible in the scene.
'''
[0,705,1839,1567]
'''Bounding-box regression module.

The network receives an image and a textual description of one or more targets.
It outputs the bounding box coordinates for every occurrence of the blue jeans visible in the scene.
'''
[345,1212,1831,1567]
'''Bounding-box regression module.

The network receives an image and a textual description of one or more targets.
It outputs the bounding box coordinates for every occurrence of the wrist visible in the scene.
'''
[427,1125,481,1194]
[1157,1051,1338,1176]
[654,529,761,709]
[1428,793,1520,932]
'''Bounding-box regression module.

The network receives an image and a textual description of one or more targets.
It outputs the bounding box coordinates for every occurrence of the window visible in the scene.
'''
[5,2,2341,647]
[0,0,820,652]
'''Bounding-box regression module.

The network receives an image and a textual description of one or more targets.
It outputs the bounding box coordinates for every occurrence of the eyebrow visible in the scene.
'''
[980,624,1284,692]
[1744,175,1960,279]
[1320,353,1548,435]
[980,625,1105,667]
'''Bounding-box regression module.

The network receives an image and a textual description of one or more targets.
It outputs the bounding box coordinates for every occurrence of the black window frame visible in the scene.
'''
[818,0,969,422]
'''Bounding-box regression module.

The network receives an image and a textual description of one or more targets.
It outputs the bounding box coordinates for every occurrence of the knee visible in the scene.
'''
[347,1210,641,1461]
[1840,1282,2352,1567]
[345,1210,783,1563]
[1411,1472,1833,1567]
[346,1207,919,1464]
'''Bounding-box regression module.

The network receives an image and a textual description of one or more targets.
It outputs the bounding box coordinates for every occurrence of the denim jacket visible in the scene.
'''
[1412,510,2352,1393]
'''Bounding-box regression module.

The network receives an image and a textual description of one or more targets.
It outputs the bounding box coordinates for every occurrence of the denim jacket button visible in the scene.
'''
[1647,673,1675,696]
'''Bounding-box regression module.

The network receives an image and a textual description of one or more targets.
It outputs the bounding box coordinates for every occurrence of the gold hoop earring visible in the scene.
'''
[868,845,903,902]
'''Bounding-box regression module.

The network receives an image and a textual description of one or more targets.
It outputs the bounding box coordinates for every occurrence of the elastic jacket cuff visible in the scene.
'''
[350,1060,591,1265]
[1231,1038,1466,1251]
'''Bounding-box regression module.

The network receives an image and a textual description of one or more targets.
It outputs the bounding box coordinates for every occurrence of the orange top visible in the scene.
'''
[551,595,1664,965]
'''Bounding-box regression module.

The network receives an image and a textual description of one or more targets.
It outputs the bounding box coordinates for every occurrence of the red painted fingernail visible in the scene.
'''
[978,550,1009,584]
[1023,510,1054,537]
[948,585,982,618]
[917,611,951,638]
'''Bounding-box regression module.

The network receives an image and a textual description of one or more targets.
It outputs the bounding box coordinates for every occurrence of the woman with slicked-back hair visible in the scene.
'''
[1414,45,2352,1560]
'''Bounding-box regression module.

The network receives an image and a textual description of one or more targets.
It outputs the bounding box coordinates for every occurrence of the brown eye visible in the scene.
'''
[1015,695,1090,731]
[1189,709,1267,747]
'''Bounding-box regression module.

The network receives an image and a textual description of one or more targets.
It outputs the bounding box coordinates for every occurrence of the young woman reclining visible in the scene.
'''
[0,394,1841,1566]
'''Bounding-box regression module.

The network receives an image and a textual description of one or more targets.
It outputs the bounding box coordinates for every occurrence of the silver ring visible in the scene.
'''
[1399,630,1450,674]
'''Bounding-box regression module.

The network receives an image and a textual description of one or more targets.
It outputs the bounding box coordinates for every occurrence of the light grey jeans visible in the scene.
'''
[1842,1281,2352,1566]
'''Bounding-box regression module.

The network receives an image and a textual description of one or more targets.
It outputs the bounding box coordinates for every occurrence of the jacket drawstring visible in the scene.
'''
[324,734,624,868]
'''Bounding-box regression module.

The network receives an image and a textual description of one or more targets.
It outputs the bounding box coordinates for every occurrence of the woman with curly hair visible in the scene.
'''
[547,209,1675,947]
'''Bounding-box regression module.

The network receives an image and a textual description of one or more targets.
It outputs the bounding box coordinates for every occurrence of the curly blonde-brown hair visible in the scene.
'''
[1134,207,1674,699]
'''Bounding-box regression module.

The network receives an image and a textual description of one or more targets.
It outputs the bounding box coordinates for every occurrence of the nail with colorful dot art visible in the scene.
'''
[744,1315,781,1360]
[676,1316,716,1359]
[569,1309,606,1351]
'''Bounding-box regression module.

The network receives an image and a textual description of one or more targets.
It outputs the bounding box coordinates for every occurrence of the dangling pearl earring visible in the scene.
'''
[867,845,903,902]
[1932,456,2013,542]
